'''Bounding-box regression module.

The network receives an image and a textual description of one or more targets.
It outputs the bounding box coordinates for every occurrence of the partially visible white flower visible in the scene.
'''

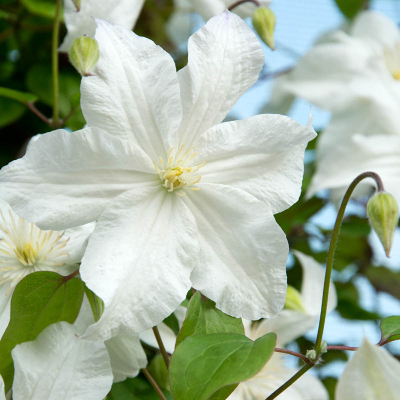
[252,251,337,346]
[0,13,315,341]
[0,376,4,400]
[336,338,400,400]
[228,319,329,400]
[166,0,271,46]
[59,0,145,52]
[0,198,94,337]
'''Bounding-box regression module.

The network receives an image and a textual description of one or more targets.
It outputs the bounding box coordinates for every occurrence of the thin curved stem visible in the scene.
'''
[142,368,167,400]
[51,0,63,126]
[228,0,261,11]
[265,364,314,400]
[314,171,384,354]
[274,348,313,365]
[152,326,170,368]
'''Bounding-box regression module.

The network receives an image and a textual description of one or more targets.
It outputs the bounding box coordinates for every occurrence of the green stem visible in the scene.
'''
[52,0,63,126]
[152,326,170,368]
[266,364,314,400]
[314,171,384,354]
[142,368,167,400]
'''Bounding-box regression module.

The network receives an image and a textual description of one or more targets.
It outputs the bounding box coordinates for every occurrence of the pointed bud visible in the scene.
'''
[72,0,81,11]
[367,191,399,257]
[252,7,276,50]
[284,285,306,313]
[68,36,99,77]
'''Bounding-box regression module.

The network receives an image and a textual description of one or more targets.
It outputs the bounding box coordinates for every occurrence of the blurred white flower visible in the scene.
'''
[0,13,315,341]
[166,0,271,46]
[0,198,94,337]
[59,0,145,52]
[336,338,400,400]
[0,376,4,400]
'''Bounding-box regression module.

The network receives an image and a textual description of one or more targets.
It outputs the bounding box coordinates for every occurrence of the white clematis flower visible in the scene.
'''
[0,198,94,337]
[166,0,271,46]
[228,319,329,400]
[59,0,145,52]
[254,251,337,346]
[267,11,400,119]
[336,338,400,400]
[0,376,4,400]
[0,12,315,340]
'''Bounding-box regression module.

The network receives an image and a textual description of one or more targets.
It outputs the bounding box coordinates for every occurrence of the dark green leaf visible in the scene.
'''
[380,316,400,343]
[364,266,400,300]
[163,312,180,336]
[334,0,368,19]
[20,0,62,19]
[169,332,276,400]
[84,285,104,322]
[0,86,38,104]
[0,271,84,391]
[175,291,244,347]
[147,354,169,390]
[0,98,25,128]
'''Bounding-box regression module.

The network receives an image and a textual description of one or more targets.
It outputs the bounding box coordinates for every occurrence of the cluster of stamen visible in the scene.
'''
[155,145,205,196]
[0,209,70,291]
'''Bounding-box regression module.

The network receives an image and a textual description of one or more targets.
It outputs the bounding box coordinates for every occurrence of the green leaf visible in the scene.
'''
[0,98,25,128]
[380,316,400,343]
[20,0,63,19]
[364,266,400,301]
[163,312,180,336]
[175,291,244,347]
[84,286,104,322]
[334,0,368,19]
[0,87,38,104]
[147,354,169,390]
[0,271,84,391]
[169,332,276,400]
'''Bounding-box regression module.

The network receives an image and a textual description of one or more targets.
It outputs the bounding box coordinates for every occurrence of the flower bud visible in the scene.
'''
[367,191,399,257]
[284,285,306,313]
[72,0,81,11]
[306,349,317,362]
[68,36,99,77]
[252,7,276,50]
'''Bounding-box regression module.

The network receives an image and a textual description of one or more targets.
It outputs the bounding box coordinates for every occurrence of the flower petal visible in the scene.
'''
[185,183,287,320]
[105,334,147,383]
[176,11,264,147]
[81,187,199,340]
[197,114,316,214]
[59,0,145,52]
[0,375,5,400]
[336,338,400,399]
[81,19,182,160]
[0,127,156,230]
[63,223,96,265]
[0,284,11,338]
[12,322,113,400]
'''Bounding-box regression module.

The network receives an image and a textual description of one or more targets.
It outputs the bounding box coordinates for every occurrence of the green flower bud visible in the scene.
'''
[367,191,399,257]
[284,285,306,313]
[72,0,81,11]
[68,36,99,77]
[320,340,327,354]
[252,7,276,50]
[306,349,317,362]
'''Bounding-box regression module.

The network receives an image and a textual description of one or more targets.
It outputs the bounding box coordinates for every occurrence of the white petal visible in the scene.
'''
[190,0,225,21]
[0,376,4,400]
[12,322,112,400]
[81,187,199,340]
[250,311,318,347]
[185,183,287,320]
[0,284,11,338]
[0,127,156,230]
[63,223,96,265]
[176,11,264,147]
[81,19,182,160]
[336,338,400,400]
[166,10,192,47]
[197,114,316,214]
[105,334,147,383]
[59,0,145,52]
[294,251,337,315]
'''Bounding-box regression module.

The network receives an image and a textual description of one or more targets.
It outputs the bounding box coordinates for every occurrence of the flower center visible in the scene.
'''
[155,146,205,196]
[0,209,70,289]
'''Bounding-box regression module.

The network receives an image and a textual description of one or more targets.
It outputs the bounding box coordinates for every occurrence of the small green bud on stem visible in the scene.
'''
[252,7,276,50]
[367,191,399,257]
[68,36,99,77]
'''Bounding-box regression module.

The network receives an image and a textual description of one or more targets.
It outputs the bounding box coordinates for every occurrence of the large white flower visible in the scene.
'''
[336,338,400,400]
[267,11,400,119]
[0,198,94,337]
[0,12,315,340]
[59,0,145,52]
[254,251,337,346]
[228,318,329,400]
[0,376,4,400]
[166,0,271,46]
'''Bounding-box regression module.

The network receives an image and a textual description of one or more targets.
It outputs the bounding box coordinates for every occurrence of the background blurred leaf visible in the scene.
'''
[20,0,62,20]
[380,316,400,343]
[334,0,368,19]
[0,86,38,103]
[0,97,25,127]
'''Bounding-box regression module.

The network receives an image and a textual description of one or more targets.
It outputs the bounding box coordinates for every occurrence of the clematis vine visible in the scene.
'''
[335,338,400,400]
[0,12,315,341]
[59,0,145,52]
[0,198,94,337]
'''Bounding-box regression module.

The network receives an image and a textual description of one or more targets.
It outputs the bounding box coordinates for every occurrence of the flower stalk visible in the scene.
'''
[52,0,63,126]
[142,368,167,400]
[228,0,261,11]
[152,326,170,369]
